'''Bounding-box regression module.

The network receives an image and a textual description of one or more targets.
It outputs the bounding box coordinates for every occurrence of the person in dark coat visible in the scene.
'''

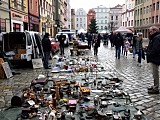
[109,32,115,47]
[147,26,160,94]
[87,32,92,49]
[42,33,52,69]
[58,33,66,55]
[113,32,123,59]
[136,32,145,67]
[93,33,100,56]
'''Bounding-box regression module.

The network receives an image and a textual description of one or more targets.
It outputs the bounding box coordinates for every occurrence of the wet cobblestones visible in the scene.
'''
[0,43,160,119]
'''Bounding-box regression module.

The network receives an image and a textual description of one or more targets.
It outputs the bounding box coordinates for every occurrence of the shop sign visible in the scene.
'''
[11,11,28,22]
[30,16,39,24]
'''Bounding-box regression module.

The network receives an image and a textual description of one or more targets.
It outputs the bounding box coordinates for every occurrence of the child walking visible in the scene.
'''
[123,38,130,57]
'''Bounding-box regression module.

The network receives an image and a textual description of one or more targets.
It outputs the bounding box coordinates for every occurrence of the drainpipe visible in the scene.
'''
[9,0,11,32]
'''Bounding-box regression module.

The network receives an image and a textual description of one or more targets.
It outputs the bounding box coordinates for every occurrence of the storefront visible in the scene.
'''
[11,11,28,32]
[29,15,39,32]
[0,18,6,33]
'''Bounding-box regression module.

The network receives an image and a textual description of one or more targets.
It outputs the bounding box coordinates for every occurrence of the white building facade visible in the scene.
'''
[121,0,135,31]
[94,5,110,33]
[109,5,123,31]
[75,8,87,31]
[65,0,71,29]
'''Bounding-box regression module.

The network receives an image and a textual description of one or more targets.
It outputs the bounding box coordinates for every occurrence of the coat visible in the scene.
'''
[147,31,160,65]
[42,37,52,52]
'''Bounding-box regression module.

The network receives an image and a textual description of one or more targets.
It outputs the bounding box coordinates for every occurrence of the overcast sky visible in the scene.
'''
[70,0,125,12]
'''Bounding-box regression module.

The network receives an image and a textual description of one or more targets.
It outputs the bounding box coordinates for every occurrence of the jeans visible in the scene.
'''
[132,46,136,57]
[152,63,159,88]
[60,44,64,54]
[115,46,121,59]
[94,47,98,56]
[138,49,142,63]
[43,51,50,68]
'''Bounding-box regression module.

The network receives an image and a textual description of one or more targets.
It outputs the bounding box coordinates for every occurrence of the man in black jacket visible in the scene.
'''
[58,33,66,55]
[42,33,52,69]
[147,26,160,94]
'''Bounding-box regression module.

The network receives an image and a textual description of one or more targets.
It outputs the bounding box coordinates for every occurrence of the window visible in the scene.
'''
[76,24,78,27]
[128,21,130,26]
[111,16,113,20]
[101,20,103,23]
[152,16,154,23]
[156,16,158,23]
[77,18,78,21]
[0,18,6,32]
[131,20,133,26]
[157,2,159,10]
[116,16,118,20]
[101,26,103,29]
[30,0,33,9]
[80,18,82,21]
[153,3,155,11]
[13,23,21,32]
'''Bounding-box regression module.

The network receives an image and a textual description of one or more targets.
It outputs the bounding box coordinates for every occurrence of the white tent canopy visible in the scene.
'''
[100,30,107,34]
[77,28,87,34]
[115,26,132,33]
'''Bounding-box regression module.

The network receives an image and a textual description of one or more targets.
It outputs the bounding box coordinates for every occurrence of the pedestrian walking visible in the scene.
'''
[123,38,130,57]
[109,32,115,47]
[42,33,52,69]
[147,26,160,94]
[132,34,137,58]
[113,32,124,59]
[93,33,100,56]
[58,33,66,55]
[87,31,92,49]
[136,32,145,67]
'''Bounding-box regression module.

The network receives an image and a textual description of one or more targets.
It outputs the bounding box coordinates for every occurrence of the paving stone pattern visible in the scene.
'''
[0,43,160,119]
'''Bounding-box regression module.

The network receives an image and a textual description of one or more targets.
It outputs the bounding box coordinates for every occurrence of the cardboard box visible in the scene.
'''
[18,49,26,54]
[13,54,21,60]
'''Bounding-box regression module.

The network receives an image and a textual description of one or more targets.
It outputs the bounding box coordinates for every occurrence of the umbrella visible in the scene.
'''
[115,26,132,33]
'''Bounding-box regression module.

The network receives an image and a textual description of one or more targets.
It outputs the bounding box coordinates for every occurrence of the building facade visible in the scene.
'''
[55,0,65,34]
[109,4,123,32]
[39,0,55,36]
[122,0,134,32]
[28,0,39,31]
[94,5,110,33]
[0,0,10,33]
[71,9,75,30]
[66,0,71,29]
[87,9,96,31]
[134,0,160,38]
[10,0,28,32]
[75,8,87,31]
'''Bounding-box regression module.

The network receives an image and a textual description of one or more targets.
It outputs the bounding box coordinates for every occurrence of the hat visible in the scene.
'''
[44,33,50,37]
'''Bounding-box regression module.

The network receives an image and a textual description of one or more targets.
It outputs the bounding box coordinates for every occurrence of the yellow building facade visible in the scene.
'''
[39,0,55,37]
[10,0,28,32]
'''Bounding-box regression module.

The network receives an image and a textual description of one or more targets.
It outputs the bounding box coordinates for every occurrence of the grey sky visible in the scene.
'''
[70,0,125,12]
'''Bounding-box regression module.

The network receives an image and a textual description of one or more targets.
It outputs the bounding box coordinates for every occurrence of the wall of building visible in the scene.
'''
[75,8,87,31]
[10,0,28,32]
[94,5,110,33]
[0,1,10,32]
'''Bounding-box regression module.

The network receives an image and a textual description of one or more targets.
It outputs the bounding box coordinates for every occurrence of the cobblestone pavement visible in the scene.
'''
[0,43,160,119]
